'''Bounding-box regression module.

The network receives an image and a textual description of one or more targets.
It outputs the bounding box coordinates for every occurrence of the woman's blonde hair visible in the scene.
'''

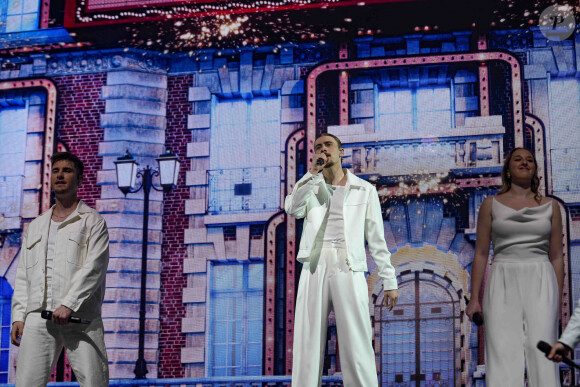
[498,147,542,204]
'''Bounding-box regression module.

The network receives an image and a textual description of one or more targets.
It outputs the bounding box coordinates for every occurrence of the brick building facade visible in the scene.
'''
[0,4,580,385]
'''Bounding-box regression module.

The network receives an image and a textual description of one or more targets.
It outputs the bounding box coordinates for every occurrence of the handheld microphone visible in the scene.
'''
[464,296,484,326]
[316,158,325,166]
[537,340,580,370]
[41,310,91,324]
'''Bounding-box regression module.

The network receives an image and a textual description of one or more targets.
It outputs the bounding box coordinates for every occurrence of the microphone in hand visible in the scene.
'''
[316,157,325,166]
[464,296,484,326]
[537,340,579,370]
[41,310,91,324]
[472,312,484,326]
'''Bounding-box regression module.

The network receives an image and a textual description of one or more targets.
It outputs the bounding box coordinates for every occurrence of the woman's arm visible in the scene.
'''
[549,199,564,301]
[466,196,493,320]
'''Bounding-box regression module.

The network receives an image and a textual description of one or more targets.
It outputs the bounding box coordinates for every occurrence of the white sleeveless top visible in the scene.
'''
[491,198,552,262]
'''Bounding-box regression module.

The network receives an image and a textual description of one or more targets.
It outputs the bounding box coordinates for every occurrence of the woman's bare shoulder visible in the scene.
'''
[540,196,555,206]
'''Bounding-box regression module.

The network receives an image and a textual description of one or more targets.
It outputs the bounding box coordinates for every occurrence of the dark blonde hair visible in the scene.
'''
[498,147,541,204]
[316,132,343,149]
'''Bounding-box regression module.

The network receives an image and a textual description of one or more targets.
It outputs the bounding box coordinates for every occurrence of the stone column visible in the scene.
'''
[96,61,168,379]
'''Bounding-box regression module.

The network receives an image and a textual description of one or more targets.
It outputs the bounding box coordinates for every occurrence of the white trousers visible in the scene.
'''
[483,258,560,387]
[292,245,378,387]
[15,312,109,387]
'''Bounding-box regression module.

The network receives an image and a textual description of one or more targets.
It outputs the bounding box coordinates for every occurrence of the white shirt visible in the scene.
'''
[43,220,62,308]
[323,184,346,243]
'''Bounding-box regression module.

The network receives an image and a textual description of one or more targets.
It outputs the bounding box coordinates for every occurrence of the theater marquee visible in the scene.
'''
[63,0,415,28]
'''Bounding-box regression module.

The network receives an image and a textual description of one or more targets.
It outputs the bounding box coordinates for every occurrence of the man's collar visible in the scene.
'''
[317,169,363,190]
[344,169,364,189]
[75,200,91,214]
[46,199,90,221]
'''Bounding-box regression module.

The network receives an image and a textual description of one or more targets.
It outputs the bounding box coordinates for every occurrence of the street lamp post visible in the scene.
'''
[114,149,180,379]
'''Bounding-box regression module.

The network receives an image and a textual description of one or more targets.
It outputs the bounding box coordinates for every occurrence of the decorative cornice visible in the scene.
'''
[36,49,171,76]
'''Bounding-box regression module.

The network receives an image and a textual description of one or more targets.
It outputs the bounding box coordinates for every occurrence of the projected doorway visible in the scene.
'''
[378,271,461,386]
[368,196,468,387]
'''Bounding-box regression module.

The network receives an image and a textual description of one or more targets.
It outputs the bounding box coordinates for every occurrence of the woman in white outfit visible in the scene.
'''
[466,147,564,387]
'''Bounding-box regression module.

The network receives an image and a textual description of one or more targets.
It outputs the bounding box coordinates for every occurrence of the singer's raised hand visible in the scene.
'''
[309,152,328,174]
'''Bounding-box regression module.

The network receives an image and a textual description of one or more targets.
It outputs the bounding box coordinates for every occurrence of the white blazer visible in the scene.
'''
[560,301,580,350]
[11,200,109,323]
[285,169,397,290]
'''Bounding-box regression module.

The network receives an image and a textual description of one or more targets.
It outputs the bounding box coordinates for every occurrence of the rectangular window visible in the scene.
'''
[209,97,281,214]
[3,0,40,32]
[549,79,580,196]
[209,262,263,376]
[223,225,236,241]
[378,89,412,133]
[249,224,264,240]
[454,79,479,127]
[416,87,451,133]
[0,104,28,229]
[0,279,13,383]
[210,97,280,170]
[378,86,452,136]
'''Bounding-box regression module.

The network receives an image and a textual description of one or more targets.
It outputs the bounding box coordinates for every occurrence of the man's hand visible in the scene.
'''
[52,305,73,325]
[384,289,399,311]
[547,342,571,363]
[10,321,24,346]
[309,152,328,175]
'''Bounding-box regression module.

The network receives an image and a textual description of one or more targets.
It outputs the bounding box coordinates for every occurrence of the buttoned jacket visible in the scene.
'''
[285,170,397,290]
[12,200,109,323]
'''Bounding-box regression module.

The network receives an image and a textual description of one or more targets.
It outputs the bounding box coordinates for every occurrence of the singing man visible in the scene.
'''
[285,133,399,386]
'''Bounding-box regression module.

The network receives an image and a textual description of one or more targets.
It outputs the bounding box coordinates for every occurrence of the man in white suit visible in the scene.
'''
[10,152,109,386]
[285,133,398,387]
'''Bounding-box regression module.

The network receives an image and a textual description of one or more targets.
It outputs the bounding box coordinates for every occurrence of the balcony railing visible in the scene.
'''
[345,134,504,177]
[330,118,505,178]
[208,167,281,214]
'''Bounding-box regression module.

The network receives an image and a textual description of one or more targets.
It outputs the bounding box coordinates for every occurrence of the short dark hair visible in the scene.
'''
[50,152,84,179]
[315,132,343,149]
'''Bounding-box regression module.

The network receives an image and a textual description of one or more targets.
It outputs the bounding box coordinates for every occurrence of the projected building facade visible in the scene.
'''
[0,1,579,385]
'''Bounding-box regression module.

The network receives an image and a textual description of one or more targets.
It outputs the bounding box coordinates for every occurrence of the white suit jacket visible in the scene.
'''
[285,169,397,290]
[560,300,580,350]
[12,200,109,323]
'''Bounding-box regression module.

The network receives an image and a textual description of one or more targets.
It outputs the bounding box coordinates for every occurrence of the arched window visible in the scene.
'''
[378,271,460,386]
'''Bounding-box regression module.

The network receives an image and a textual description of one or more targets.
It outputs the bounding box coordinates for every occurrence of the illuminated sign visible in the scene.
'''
[64,0,415,27]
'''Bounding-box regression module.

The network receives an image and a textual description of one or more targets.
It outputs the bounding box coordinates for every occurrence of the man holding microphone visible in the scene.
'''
[11,152,109,386]
[285,133,399,386]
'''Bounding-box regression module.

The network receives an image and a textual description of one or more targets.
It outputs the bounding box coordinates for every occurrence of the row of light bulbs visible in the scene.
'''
[77,0,342,23]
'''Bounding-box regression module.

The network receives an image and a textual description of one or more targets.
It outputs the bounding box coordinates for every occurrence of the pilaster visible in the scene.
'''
[97,64,168,379]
